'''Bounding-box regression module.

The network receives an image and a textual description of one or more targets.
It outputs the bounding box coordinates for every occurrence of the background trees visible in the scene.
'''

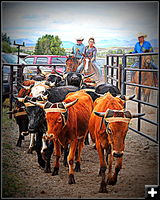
[2,33,17,53]
[34,34,66,55]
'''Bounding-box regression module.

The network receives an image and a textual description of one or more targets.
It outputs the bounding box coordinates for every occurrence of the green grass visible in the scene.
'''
[2,172,26,197]
[2,98,27,198]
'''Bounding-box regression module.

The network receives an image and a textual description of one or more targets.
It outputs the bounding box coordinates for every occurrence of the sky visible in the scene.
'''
[2,1,159,47]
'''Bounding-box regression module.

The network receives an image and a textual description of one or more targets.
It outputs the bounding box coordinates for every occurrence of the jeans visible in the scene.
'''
[76,60,102,79]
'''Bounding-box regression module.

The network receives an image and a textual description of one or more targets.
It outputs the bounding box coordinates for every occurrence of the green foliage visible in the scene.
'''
[117,49,124,54]
[2,33,18,53]
[2,41,12,53]
[2,33,11,45]
[34,34,66,55]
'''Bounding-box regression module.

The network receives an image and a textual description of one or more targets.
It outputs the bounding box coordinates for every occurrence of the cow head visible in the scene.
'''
[15,96,47,134]
[94,109,145,158]
[45,74,63,87]
[54,69,95,88]
[7,99,29,137]
[28,98,78,140]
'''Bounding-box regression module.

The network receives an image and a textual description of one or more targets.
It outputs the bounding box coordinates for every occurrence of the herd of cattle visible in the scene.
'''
[7,68,145,193]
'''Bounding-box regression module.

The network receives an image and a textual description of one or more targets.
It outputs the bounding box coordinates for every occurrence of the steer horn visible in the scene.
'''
[64,98,79,109]
[83,72,95,79]
[94,109,114,118]
[131,113,145,118]
[16,97,26,103]
[94,110,145,119]
[118,94,135,101]
[27,100,46,108]
[94,111,105,117]
[40,69,48,76]
[54,69,68,79]
[17,82,34,90]
[6,110,15,114]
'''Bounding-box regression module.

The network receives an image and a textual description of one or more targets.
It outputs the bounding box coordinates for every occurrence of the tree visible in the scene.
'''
[34,34,66,55]
[2,33,18,53]
[2,33,11,45]
[117,49,123,54]
[2,41,12,53]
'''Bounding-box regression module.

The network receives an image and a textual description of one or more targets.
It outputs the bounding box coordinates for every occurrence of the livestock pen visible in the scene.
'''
[2,52,159,198]
[2,52,159,144]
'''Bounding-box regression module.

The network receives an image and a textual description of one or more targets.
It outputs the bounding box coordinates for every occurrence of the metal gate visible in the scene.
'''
[104,52,159,144]
[2,63,66,118]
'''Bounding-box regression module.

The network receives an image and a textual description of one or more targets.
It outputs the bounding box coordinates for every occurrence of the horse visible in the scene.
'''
[65,55,79,72]
[131,52,155,102]
[81,54,100,81]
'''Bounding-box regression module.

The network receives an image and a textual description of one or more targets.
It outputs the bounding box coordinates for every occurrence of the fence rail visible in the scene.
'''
[2,63,66,119]
[105,52,159,144]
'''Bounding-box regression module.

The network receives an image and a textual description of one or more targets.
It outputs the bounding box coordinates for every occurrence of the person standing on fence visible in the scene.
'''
[130,32,158,86]
[71,37,85,63]
[76,37,102,79]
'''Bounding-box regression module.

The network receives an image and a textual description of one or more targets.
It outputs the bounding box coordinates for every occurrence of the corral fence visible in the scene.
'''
[2,63,66,118]
[104,52,159,144]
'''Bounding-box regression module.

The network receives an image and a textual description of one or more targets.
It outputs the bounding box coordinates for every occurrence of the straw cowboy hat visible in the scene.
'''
[136,32,147,38]
[76,37,84,41]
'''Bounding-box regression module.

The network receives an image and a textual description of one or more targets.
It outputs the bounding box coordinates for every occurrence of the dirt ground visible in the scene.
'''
[2,89,158,199]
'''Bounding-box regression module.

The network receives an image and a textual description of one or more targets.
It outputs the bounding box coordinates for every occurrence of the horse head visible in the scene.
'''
[66,55,79,72]
[82,53,92,73]
[142,50,152,69]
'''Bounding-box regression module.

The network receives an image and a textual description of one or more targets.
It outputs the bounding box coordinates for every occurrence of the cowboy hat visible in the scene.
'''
[76,37,84,41]
[136,32,147,38]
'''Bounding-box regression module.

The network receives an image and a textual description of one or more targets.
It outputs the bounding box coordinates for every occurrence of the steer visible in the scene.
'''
[6,80,34,147]
[30,90,93,184]
[16,85,80,171]
[88,92,145,193]
[7,100,29,147]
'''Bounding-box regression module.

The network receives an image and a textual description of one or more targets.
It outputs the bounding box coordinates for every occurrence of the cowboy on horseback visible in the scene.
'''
[130,32,158,86]
[76,37,102,79]
[71,37,85,62]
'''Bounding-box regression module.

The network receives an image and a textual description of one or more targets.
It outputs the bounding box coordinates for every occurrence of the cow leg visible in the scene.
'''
[107,156,122,185]
[35,133,45,168]
[16,134,24,147]
[74,140,84,172]
[27,133,36,154]
[107,153,114,185]
[52,140,61,176]
[63,144,69,167]
[84,132,89,145]
[68,140,78,184]
[43,140,54,173]
[96,142,107,193]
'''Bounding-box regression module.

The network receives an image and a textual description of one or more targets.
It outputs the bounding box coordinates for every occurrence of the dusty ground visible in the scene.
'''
[2,90,158,199]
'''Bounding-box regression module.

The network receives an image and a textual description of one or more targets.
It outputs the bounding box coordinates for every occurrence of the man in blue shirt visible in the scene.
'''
[72,37,85,61]
[131,32,158,86]
[132,32,153,53]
